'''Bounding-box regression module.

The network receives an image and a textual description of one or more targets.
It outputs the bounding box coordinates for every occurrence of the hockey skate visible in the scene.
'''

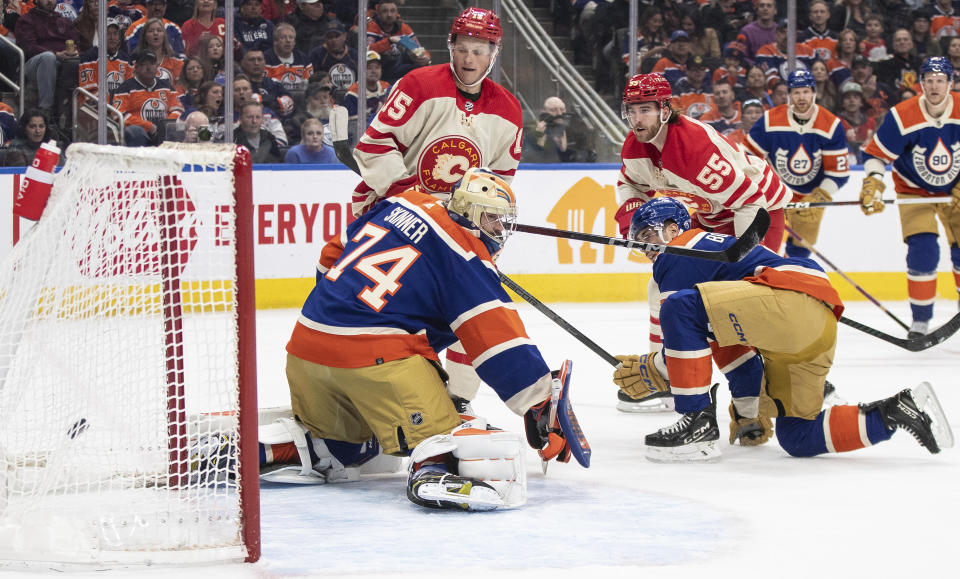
[645,384,721,463]
[616,389,675,413]
[860,382,954,454]
[407,467,503,511]
[907,320,929,340]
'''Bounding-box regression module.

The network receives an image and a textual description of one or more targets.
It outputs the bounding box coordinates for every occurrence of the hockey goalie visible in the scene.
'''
[259,168,589,510]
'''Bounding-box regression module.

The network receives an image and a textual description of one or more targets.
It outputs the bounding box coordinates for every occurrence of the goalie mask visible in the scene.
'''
[629,197,692,243]
[447,167,517,255]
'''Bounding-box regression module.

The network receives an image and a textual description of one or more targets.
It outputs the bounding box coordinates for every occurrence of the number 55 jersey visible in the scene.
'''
[617,115,791,233]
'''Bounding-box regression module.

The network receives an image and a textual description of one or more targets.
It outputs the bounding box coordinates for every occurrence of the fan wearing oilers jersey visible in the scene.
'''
[350,7,524,414]
[274,169,587,510]
[860,56,960,339]
[744,69,850,259]
[612,72,791,412]
[614,197,954,462]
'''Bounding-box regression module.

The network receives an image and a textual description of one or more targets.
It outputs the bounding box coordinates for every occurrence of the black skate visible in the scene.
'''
[860,383,955,454]
[907,320,929,340]
[407,468,504,511]
[616,389,675,413]
[645,384,720,463]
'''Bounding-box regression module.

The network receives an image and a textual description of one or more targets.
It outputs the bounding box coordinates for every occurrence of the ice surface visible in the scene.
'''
[4,300,959,578]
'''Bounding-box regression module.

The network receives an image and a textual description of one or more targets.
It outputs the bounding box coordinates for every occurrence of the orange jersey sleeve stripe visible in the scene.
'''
[455,307,530,362]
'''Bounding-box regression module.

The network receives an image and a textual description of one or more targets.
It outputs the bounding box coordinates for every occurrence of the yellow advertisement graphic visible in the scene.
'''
[544,177,647,264]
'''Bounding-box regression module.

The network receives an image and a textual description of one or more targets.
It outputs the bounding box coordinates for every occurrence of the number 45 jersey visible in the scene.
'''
[617,115,791,231]
[286,190,551,414]
[862,93,960,196]
[743,104,850,195]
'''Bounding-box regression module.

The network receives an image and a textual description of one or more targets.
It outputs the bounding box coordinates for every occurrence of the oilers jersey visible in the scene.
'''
[654,228,843,319]
[286,190,551,414]
[352,64,522,215]
[744,104,850,195]
[862,93,960,195]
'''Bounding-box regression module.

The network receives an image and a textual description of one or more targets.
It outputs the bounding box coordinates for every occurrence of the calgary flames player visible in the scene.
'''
[350,6,523,410]
[351,7,522,217]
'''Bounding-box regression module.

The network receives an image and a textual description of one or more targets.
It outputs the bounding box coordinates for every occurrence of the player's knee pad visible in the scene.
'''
[409,417,527,508]
[906,233,940,273]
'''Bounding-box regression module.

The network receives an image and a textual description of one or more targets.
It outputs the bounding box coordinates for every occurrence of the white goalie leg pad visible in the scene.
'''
[451,420,527,508]
[259,417,333,484]
[444,341,482,401]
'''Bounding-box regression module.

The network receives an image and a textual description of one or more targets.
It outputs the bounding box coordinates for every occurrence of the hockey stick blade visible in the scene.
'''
[513,208,769,263]
[839,311,960,352]
[555,360,591,468]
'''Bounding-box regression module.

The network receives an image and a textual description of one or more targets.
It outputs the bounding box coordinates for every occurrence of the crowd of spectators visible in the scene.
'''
[559,0,960,161]
[0,0,433,165]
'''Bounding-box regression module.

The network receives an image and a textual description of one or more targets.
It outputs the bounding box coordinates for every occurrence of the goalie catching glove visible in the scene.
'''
[859,174,886,215]
[613,352,670,401]
[523,360,591,468]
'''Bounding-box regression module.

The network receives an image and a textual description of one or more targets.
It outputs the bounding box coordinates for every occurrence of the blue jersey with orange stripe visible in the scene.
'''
[744,104,850,195]
[862,93,960,196]
[653,229,844,320]
[286,190,550,409]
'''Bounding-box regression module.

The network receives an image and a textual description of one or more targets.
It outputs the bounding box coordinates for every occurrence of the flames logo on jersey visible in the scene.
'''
[912,139,960,187]
[417,136,482,193]
[140,98,167,124]
[774,145,822,187]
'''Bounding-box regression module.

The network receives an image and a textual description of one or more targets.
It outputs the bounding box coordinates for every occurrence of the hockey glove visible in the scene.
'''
[613,352,670,400]
[791,186,831,224]
[859,175,886,215]
[524,379,571,463]
[614,198,645,238]
[727,401,773,446]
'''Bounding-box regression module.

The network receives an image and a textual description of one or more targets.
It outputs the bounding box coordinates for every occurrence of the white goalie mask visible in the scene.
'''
[446,167,518,254]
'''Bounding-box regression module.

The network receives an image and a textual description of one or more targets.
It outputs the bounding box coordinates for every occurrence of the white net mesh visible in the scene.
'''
[0,144,252,565]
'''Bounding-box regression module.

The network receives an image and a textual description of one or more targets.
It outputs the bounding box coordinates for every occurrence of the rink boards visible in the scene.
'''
[0,164,954,307]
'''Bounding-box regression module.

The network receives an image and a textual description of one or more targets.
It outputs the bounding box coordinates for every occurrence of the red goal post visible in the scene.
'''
[0,143,259,565]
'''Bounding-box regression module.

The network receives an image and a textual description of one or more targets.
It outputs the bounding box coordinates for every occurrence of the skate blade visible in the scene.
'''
[416,483,504,511]
[617,397,676,414]
[644,440,721,463]
[911,382,955,450]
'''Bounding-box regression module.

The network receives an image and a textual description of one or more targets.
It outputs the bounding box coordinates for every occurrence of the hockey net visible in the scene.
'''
[0,143,259,565]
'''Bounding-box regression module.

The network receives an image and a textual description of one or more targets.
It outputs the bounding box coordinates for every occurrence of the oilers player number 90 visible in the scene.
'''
[696,153,732,191]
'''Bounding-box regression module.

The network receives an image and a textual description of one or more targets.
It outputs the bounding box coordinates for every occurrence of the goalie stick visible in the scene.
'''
[839,312,960,352]
[513,208,770,263]
[552,359,590,468]
[499,272,621,369]
[787,197,952,209]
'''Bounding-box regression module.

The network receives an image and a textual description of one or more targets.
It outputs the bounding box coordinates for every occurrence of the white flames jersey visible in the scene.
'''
[352,64,523,215]
[617,115,790,229]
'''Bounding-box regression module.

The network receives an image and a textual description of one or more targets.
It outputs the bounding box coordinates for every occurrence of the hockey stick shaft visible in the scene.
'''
[787,197,951,208]
[498,272,622,369]
[840,312,960,352]
[785,226,910,331]
[513,208,769,263]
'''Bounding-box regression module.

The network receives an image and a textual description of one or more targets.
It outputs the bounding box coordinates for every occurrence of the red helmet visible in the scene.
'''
[449,7,503,45]
[623,73,673,107]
